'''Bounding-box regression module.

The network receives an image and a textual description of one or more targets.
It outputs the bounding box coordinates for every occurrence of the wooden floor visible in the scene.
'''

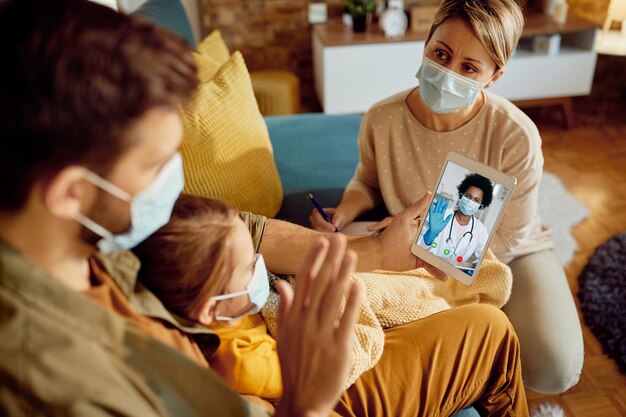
[524,114,626,416]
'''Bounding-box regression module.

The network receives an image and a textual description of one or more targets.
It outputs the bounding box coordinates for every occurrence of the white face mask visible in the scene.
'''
[416,57,486,114]
[209,254,269,323]
[73,153,184,253]
[459,195,481,216]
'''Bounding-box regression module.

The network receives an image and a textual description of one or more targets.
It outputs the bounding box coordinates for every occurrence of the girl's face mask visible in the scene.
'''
[208,254,270,323]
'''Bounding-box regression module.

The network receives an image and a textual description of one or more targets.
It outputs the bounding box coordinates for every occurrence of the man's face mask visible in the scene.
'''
[208,254,270,323]
[416,57,487,114]
[73,153,184,253]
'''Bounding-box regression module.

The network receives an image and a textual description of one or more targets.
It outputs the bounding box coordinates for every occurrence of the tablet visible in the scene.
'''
[410,151,517,286]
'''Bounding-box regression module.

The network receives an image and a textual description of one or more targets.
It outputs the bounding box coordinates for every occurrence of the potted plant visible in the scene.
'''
[343,0,377,33]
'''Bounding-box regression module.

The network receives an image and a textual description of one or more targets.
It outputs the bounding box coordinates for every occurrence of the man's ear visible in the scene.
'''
[485,68,505,89]
[195,299,218,326]
[42,166,91,219]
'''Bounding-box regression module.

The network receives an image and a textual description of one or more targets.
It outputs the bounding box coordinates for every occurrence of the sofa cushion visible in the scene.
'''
[265,113,363,194]
[180,51,283,218]
[264,113,359,224]
[196,30,230,65]
[193,31,231,82]
[192,51,222,84]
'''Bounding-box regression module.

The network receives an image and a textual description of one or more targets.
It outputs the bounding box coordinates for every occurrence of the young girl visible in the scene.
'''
[133,194,282,399]
[133,194,514,404]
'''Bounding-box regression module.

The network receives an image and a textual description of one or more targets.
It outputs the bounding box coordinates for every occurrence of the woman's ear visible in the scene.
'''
[196,299,218,326]
[485,68,505,89]
[42,166,91,219]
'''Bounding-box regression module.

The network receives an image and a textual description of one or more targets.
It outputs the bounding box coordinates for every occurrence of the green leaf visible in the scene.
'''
[343,0,377,16]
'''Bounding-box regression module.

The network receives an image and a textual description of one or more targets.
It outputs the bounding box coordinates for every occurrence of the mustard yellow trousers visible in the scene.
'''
[333,304,528,417]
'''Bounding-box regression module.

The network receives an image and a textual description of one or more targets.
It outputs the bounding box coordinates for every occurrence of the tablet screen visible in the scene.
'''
[415,159,511,277]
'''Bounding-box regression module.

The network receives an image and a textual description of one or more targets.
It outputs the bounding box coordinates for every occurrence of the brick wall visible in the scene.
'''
[198,0,612,113]
[198,0,435,112]
[199,0,338,112]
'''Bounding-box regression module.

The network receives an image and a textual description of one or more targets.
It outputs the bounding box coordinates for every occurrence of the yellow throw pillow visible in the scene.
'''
[196,30,230,64]
[181,51,283,218]
[194,31,231,83]
[193,51,223,83]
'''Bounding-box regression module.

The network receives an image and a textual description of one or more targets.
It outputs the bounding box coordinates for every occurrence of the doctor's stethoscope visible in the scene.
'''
[445,211,474,255]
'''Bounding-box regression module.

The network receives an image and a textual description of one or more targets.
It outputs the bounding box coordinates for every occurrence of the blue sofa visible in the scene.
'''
[266,113,364,226]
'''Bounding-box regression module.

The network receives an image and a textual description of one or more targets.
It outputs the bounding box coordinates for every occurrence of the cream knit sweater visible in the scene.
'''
[261,249,512,390]
[346,88,553,264]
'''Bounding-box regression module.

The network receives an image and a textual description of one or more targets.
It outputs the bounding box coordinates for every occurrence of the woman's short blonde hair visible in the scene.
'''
[426,0,525,69]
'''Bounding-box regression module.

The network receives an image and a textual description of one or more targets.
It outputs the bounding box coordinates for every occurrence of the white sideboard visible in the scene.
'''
[313,14,598,114]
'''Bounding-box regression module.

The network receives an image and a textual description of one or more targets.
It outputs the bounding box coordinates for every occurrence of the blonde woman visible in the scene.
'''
[311,0,583,394]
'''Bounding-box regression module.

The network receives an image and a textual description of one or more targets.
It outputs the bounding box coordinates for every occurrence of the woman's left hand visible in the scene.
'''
[374,193,448,280]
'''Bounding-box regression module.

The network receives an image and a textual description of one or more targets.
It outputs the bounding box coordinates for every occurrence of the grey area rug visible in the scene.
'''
[578,232,626,374]
[538,172,588,266]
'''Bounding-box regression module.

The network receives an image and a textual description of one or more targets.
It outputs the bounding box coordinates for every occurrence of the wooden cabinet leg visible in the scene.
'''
[560,97,575,130]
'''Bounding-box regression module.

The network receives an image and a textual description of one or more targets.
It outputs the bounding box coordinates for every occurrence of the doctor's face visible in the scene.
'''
[462,186,484,207]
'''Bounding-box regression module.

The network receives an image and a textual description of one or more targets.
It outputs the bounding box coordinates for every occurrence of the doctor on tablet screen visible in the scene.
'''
[418,173,493,267]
